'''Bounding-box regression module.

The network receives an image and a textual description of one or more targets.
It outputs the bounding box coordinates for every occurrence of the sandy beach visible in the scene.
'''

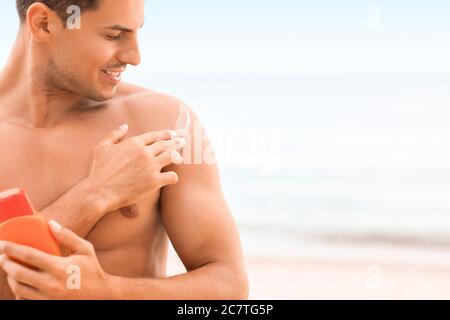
[244,256,450,300]
[167,242,450,300]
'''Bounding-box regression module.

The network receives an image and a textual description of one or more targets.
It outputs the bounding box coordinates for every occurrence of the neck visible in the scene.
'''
[0,27,88,128]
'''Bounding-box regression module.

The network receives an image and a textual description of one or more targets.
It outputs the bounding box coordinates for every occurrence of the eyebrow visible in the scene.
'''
[102,22,145,33]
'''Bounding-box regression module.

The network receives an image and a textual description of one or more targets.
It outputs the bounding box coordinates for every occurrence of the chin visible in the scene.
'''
[88,86,117,102]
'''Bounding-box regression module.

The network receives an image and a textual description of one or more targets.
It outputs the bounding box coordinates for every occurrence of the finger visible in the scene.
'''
[0,255,46,289]
[49,221,93,255]
[0,242,57,272]
[156,149,183,167]
[7,276,47,300]
[97,124,129,148]
[160,171,179,186]
[147,138,186,157]
[137,130,177,146]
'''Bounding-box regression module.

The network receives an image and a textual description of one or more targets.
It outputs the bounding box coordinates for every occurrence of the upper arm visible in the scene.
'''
[158,105,245,273]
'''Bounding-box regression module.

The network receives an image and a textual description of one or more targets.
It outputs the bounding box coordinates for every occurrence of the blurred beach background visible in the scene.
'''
[2,0,450,299]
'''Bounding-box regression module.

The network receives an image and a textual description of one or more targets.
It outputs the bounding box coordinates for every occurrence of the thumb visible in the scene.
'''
[97,124,129,148]
[48,221,92,255]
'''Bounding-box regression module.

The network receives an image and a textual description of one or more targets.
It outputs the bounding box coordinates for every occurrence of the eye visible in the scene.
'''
[105,33,122,40]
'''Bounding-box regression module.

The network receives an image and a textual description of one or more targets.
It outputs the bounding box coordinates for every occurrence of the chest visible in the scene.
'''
[0,128,92,206]
[0,125,162,250]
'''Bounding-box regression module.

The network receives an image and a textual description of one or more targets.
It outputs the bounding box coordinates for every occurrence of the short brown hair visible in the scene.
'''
[16,0,102,23]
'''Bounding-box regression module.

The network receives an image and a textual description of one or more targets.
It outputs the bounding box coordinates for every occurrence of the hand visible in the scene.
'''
[87,124,185,213]
[0,221,113,300]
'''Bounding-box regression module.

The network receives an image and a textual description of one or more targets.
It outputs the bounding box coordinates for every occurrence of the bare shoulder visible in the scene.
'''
[114,82,195,133]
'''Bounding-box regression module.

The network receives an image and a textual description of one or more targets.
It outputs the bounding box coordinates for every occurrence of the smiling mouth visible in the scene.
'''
[100,69,123,84]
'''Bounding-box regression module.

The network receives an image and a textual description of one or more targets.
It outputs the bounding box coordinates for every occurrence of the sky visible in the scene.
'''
[0,0,450,73]
[0,1,450,244]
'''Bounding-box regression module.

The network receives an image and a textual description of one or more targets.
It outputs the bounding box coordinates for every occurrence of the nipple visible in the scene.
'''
[121,205,139,219]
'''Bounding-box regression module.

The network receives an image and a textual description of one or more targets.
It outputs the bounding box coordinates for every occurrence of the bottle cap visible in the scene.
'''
[0,188,35,224]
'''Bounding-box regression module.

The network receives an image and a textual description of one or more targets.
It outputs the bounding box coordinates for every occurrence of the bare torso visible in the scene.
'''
[0,83,177,278]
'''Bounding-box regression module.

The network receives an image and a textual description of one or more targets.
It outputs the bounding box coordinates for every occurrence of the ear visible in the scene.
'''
[26,2,62,41]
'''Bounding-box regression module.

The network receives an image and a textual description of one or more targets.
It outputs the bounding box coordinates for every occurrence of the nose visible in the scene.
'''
[117,36,141,66]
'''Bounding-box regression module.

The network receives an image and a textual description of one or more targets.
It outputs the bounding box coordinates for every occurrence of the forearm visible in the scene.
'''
[39,178,107,238]
[109,262,248,300]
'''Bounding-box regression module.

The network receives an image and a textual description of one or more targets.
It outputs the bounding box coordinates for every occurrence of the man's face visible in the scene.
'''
[44,0,145,101]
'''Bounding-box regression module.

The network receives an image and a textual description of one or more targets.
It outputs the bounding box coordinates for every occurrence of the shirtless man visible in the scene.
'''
[0,0,248,299]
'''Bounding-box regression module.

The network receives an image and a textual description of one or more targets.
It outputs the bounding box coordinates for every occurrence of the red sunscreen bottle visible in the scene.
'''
[0,188,62,258]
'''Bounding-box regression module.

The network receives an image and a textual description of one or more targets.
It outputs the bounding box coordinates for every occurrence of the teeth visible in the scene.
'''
[103,70,121,78]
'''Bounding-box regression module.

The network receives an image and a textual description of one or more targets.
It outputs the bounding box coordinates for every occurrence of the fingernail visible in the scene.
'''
[49,220,62,232]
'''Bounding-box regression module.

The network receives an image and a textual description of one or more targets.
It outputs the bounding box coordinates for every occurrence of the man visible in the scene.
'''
[0,0,248,300]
